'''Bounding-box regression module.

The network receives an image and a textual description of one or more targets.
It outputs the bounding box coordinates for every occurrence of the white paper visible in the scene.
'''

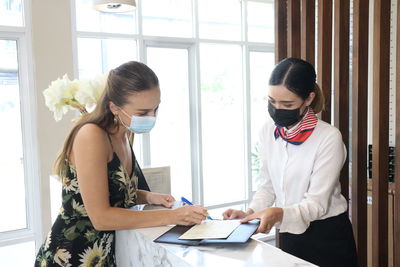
[179,220,241,240]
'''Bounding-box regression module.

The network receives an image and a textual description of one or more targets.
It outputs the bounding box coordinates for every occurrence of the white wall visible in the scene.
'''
[31,0,75,237]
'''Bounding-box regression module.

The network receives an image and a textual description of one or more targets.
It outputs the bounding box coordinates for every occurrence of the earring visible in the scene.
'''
[113,114,118,124]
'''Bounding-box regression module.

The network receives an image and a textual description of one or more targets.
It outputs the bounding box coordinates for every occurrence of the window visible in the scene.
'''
[142,0,192,38]
[249,51,275,190]
[73,0,275,215]
[75,0,136,34]
[0,39,27,233]
[0,0,41,264]
[77,38,137,78]
[147,47,192,200]
[0,0,24,27]
[198,0,242,40]
[247,1,275,43]
[200,43,245,206]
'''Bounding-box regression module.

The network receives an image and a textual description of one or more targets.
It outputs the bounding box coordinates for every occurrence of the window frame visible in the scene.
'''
[0,0,43,251]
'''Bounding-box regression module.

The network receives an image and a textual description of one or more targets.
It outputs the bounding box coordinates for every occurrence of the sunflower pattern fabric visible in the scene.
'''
[35,151,141,267]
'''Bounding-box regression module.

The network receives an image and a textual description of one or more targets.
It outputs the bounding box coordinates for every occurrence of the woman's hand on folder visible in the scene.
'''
[172,205,209,226]
[240,207,283,234]
[222,208,253,220]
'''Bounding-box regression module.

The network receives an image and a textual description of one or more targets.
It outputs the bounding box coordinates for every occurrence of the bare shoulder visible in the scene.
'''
[72,123,111,160]
[76,123,107,141]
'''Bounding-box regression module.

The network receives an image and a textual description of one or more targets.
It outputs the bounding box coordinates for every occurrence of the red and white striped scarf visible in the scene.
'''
[274,108,318,145]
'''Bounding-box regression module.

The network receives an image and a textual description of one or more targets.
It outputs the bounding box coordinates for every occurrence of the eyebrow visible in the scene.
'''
[268,96,295,104]
[136,105,159,112]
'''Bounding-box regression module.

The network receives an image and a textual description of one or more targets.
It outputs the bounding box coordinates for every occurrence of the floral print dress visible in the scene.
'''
[35,148,142,267]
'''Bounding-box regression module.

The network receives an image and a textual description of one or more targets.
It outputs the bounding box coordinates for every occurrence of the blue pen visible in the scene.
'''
[181,197,213,220]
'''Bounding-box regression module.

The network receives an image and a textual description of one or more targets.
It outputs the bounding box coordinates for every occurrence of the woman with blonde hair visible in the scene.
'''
[35,61,208,266]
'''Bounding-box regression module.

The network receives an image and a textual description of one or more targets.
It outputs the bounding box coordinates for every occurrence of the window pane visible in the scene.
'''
[250,51,275,190]
[200,44,245,206]
[142,0,192,38]
[247,1,274,43]
[0,0,23,27]
[0,40,27,232]
[0,241,35,266]
[75,0,136,34]
[198,0,241,40]
[78,38,137,79]
[147,47,192,200]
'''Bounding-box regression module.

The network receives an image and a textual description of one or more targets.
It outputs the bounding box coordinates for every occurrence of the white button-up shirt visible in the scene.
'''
[249,119,348,234]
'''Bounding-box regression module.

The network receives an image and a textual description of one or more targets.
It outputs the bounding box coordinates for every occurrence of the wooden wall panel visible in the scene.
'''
[300,0,315,65]
[287,0,301,58]
[351,0,369,266]
[275,0,287,63]
[394,1,400,266]
[317,0,333,123]
[371,0,391,266]
[333,0,350,201]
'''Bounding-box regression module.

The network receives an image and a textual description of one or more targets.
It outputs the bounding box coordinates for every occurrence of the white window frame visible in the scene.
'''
[0,0,43,251]
[71,0,274,211]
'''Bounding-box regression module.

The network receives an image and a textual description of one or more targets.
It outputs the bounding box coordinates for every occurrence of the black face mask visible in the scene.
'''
[268,102,305,127]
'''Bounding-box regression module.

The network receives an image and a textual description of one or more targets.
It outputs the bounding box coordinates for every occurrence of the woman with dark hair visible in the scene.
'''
[223,58,357,267]
[35,61,208,266]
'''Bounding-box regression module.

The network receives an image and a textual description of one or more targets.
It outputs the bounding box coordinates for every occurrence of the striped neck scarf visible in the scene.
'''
[274,108,318,145]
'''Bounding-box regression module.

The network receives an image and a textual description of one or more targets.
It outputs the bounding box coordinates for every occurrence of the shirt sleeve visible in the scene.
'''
[249,126,276,212]
[279,129,347,234]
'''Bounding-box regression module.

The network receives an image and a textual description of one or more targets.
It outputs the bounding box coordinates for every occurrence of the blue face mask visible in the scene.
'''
[119,109,156,134]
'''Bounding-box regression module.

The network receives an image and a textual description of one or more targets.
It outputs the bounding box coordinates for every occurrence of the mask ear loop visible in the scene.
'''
[298,101,309,122]
[114,110,135,144]
[301,105,310,116]
[119,109,136,144]
[119,108,132,118]
[116,108,132,130]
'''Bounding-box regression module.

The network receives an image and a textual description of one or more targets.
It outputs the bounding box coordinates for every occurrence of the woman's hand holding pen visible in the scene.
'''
[145,194,209,225]
[172,205,209,226]
[240,207,283,234]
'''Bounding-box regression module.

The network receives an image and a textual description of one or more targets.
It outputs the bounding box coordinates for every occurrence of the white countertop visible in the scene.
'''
[116,225,317,267]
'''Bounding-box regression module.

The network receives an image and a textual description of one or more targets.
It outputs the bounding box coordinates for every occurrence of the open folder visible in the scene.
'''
[154,220,260,246]
[179,220,241,240]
